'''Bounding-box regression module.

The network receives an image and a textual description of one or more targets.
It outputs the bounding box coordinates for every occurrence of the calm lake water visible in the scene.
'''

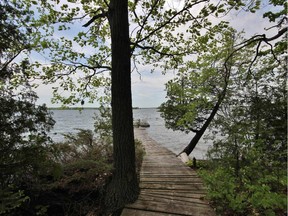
[50,108,212,159]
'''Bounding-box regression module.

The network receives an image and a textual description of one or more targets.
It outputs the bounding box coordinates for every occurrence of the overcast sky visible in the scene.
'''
[34,1,280,108]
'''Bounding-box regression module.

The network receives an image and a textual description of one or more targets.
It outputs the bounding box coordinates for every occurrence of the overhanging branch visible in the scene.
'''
[0,48,26,72]
[224,26,288,75]
[51,61,111,79]
[83,8,108,27]
[131,0,161,54]
[136,0,208,45]
[69,61,112,71]
[131,42,187,57]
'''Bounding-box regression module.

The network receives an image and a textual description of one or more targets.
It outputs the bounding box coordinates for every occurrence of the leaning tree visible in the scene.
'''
[159,26,243,156]
[160,1,287,157]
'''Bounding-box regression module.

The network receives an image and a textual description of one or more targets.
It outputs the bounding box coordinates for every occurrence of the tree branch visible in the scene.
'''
[83,8,108,27]
[266,26,288,41]
[51,61,111,79]
[247,40,262,74]
[136,0,208,45]
[131,42,187,57]
[131,56,142,80]
[131,0,161,54]
[265,16,287,31]
[0,48,25,72]
[190,128,200,133]
[103,0,110,9]
[224,26,288,74]
[69,61,112,71]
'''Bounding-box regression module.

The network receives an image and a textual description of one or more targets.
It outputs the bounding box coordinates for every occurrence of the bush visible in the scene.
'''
[25,128,145,216]
[199,143,287,216]
[135,139,145,174]
[0,189,29,215]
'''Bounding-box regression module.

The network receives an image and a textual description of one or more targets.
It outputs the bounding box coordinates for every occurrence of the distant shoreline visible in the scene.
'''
[48,107,158,110]
[48,107,99,110]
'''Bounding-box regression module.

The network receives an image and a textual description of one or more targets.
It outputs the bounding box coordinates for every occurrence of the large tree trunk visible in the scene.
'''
[105,0,139,212]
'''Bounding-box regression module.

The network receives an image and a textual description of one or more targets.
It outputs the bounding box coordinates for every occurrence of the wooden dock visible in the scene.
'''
[121,128,215,216]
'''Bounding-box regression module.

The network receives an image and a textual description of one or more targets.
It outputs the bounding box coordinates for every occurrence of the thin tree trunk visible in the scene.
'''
[182,100,221,155]
[181,33,236,156]
[105,0,139,212]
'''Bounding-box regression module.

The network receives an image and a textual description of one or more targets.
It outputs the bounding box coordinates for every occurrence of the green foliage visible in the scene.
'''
[43,125,144,215]
[24,0,270,106]
[185,159,194,167]
[182,5,288,213]
[160,1,286,155]
[93,91,113,145]
[159,27,247,134]
[135,139,145,173]
[35,205,48,216]
[200,160,287,215]
[0,75,58,215]
[199,42,287,215]
[0,2,57,213]
[263,0,287,22]
[0,86,57,185]
[51,128,112,167]
[13,128,111,215]
[200,168,246,215]
[0,188,29,215]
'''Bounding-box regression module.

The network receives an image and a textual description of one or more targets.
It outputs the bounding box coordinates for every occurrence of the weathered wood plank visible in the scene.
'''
[137,194,209,206]
[140,191,207,200]
[121,128,215,216]
[125,200,214,216]
[121,208,182,216]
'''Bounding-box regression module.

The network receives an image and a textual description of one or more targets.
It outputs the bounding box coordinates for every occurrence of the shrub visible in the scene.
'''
[199,143,287,216]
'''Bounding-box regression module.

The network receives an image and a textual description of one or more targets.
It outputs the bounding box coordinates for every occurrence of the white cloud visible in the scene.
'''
[227,9,279,38]
[131,68,176,107]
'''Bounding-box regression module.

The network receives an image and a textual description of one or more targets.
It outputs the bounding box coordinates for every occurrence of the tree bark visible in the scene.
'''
[105,0,139,212]
[182,100,221,155]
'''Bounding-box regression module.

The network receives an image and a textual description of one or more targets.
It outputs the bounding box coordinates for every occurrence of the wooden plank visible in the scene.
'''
[125,200,214,216]
[140,183,206,191]
[121,128,215,216]
[140,189,207,196]
[137,194,209,206]
[140,191,207,200]
[121,208,185,216]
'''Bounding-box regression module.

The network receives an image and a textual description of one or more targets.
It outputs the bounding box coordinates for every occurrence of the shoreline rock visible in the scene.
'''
[133,119,150,128]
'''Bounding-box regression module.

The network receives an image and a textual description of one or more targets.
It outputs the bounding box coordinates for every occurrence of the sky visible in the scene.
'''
[33,1,281,108]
